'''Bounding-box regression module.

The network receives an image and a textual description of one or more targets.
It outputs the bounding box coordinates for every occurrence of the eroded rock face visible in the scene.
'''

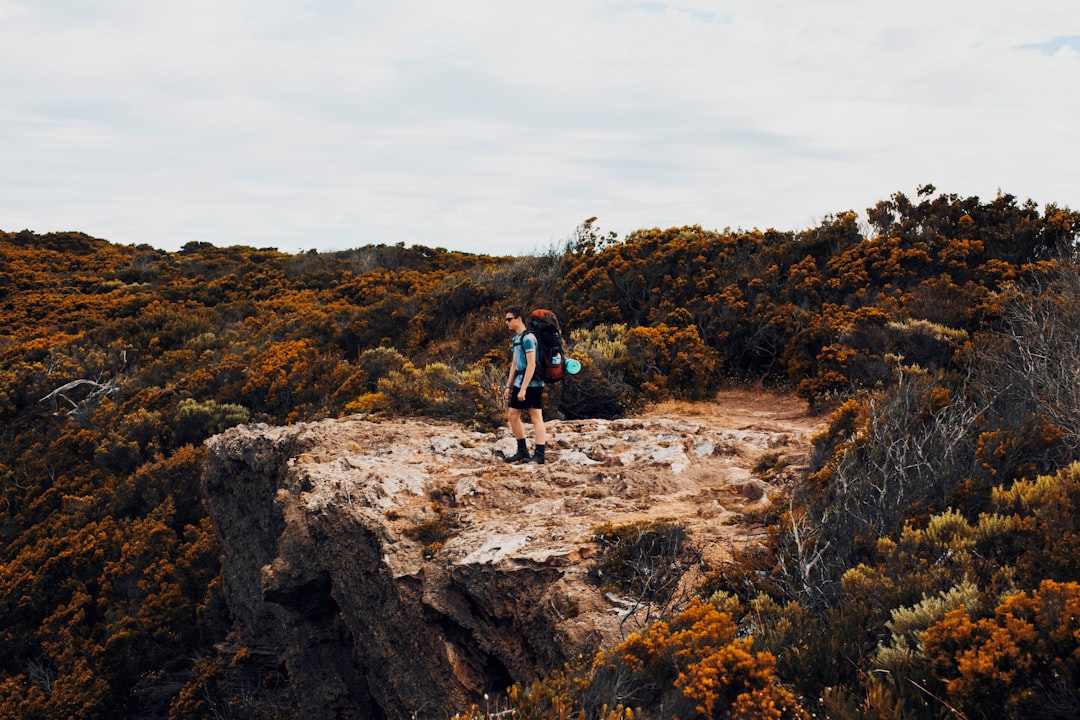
[201,393,817,720]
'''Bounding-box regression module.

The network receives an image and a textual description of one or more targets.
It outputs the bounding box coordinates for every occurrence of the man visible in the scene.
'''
[502,306,547,464]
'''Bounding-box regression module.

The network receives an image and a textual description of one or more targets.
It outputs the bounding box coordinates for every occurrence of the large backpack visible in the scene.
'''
[526,309,566,382]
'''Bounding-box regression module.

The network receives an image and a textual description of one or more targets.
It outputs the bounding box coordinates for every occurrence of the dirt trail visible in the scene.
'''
[629,389,823,563]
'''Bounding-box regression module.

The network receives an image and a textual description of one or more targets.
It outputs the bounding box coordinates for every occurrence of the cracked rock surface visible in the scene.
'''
[201,389,821,720]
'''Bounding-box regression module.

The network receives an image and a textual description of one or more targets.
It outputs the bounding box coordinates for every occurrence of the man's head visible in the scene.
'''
[504,306,526,333]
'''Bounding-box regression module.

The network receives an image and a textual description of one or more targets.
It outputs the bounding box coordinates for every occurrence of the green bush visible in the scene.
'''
[175,398,250,445]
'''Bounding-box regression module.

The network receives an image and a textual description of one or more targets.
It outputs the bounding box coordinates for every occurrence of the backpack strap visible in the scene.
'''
[512,331,537,347]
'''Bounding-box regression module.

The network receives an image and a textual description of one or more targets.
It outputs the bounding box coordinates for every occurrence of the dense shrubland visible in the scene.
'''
[2,185,1078,718]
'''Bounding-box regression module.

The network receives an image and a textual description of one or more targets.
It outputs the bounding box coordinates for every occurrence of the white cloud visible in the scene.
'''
[1,0,1077,255]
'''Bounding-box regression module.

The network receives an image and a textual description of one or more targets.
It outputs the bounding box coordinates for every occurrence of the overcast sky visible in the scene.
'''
[2,1,1077,257]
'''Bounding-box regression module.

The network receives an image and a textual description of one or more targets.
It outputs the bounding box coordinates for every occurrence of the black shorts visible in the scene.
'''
[509,385,544,410]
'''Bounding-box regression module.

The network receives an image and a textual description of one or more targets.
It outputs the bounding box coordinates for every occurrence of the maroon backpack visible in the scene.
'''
[526,309,566,382]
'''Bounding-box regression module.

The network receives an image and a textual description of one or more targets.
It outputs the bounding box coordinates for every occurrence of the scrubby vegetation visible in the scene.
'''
[592,519,697,620]
[456,599,808,720]
[2,185,1078,718]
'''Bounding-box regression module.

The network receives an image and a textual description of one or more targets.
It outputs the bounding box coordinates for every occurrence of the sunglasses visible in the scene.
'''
[504,316,515,322]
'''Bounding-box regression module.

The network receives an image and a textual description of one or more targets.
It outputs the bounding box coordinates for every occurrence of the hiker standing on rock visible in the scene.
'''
[502,306,546,464]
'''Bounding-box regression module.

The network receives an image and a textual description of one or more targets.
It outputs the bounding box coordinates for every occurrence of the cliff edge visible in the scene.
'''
[200,389,820,720]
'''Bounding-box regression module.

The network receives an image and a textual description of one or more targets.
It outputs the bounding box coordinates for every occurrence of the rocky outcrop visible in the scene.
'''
[201,392,817,720]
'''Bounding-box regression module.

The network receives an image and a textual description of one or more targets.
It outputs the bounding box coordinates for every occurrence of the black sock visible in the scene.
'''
[517,438,528,453]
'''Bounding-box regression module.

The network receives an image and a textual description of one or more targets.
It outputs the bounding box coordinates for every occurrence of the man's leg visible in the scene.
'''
[526,407,547,464]
[505,407,530,462]
[508,407,526,439]
[529,408,546,445]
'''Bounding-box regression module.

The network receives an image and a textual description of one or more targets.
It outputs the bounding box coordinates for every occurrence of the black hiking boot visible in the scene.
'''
[524,444,546,465]
[504,439,529,463]
[504,449,530,463]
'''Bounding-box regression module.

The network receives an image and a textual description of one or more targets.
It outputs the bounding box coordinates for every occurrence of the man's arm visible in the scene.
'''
[518,347,537,399]
[504,335,519,399]
[505,363,517,396]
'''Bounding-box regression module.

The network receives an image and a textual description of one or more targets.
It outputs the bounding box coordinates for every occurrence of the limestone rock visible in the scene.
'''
[200,391,818,720]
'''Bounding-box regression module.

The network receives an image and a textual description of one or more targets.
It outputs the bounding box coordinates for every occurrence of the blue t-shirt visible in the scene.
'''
[512,332,544,388]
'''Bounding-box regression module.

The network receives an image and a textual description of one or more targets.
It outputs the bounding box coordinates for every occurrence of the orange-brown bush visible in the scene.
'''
[619,324,721,402]
[456,599,808,720]
[922,579,1080,718]
[3,189,1078,718]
